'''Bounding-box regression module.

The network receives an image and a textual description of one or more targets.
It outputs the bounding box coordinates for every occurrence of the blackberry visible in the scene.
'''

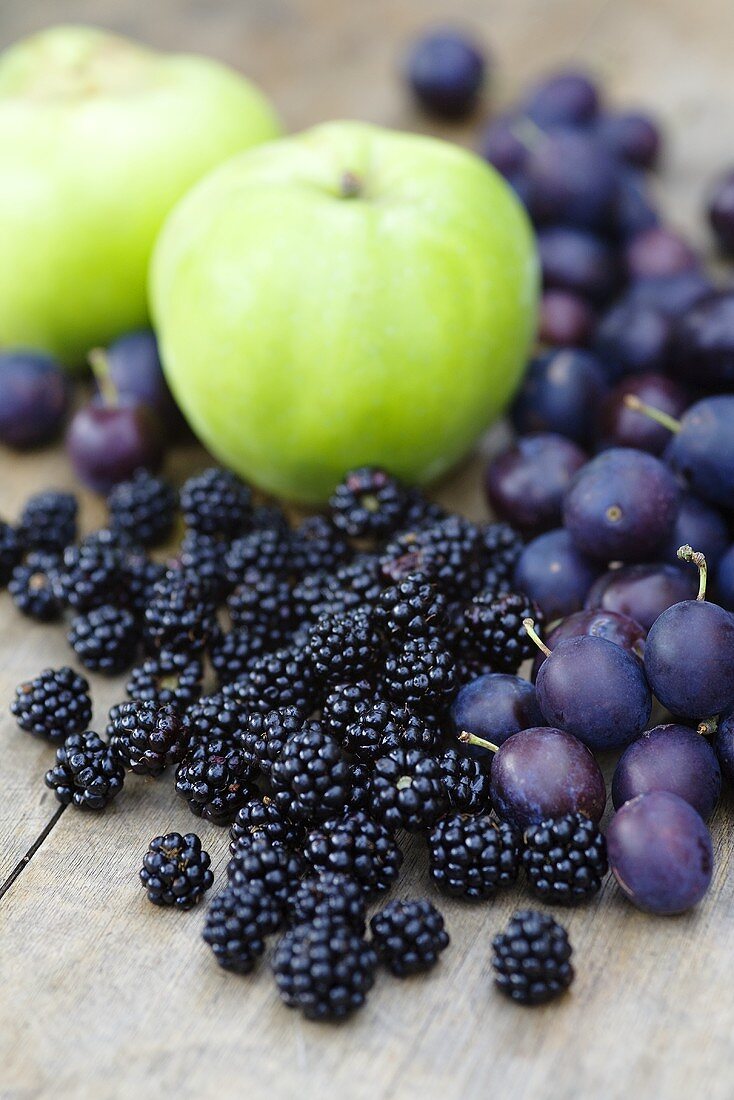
[126,650,203,710]
[402,488,447,529]
[305,812,403,897]
[209,627,265,687]
[227,570,296,646]
[329,555,384,611]
[124,551,166,619]
[289,515,350,577]
[439,748,492,815]
[109,701,192,776]
[229,796,303,854]
[237,705,304,779]
[54,541,128,611]
[290,571,339,628]
[370,747,447,833]
[343,700,400,761]
[45,730,124,810]
[370,898,449,977]
[272,919,377,1021]
[374,573,449,645]
[11,666,92,744]
[80,526,137,553]
[380,515,481,597]
[143,572,216,656]
[9,553,63,621]
[18,490,77,552]
[177,531,232,604]
[187,692,249,748]
[523,812,608,905]
[346,761,371,814]
[492,909,574,1006]
[175,738,256,825]
[203,882,284,973]
[329,466,408,539]
[225,526,292,585]
[68,605,138,674]
[251,502,290,534]
[321,679,375,742]
[289,872,367,933]
[477,523,524,593]
[461,591,542,675]
[0,521,22,585]
[383,635,458,716]
[108,469,177,547]
[232,645,316,717]
[139,832,213,910]
[429,813,520,899]
[306,610,380,688]
[377,710,444,756]
[228,835,303,904]
[271,723,351,824]
[180,467,252,538]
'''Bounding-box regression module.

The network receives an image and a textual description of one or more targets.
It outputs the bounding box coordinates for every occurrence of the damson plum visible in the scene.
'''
[713,710,734,783]
[0,351,69,449]
[522,70,600,128]
[532,608,645,679]
[484,433,587,536]
[405,30,485,119]
[450,673,544,758]
[478,114,527,177]
[610,170,659,241]
[624,227,699,281]
[538,291,596,347]
[708,168,734,255]
[612,724,721,820]
[537,226,618,304]
[594,304,673,381]
[524,129,618,232]
[597,374,689,455]
[104,331,182,433]
[662,495,729,570]
[716,546,734,611]
[596,112,661,170]
[511,349,608,447]
[624,270,712,317]
[585,563,697,633]
[606,790,713,915]
[514,528,602,621]
[670,290,734,390]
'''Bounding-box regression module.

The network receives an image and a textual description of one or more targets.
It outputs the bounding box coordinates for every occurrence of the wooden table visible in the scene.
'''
[2,2,734,1097]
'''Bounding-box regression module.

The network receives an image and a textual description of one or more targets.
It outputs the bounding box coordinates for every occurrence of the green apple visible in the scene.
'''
[0,25,281,367]
[151,121,538,502]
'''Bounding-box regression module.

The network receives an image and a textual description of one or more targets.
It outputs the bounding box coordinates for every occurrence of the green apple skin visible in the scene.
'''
[151,121,539,503]
[0,26,281,367]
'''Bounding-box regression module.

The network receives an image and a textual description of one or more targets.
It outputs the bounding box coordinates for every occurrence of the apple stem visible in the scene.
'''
[340,171,362,199]
[523,617,551,657]
[677,544,708,600]
[623,394,681,434]
[88,347,118,406]
[458,731,499,754]
[697,716,718,738]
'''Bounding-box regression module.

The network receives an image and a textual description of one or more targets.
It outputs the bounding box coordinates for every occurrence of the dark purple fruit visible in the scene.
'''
[67,396,164,494]
[538,291,596,347]
[450,673,544,756]
[612,724,721,820]
[537,227,618,304]
[0,351,69,449]
[478,114,527,177]
[624,270,712,316]
[523,70,600,128]
[597,374,689,455]
[662,396,734,511]
[625,227,699,281]
[594,303,673,381]
[405,29,485,119]
[713,710,734,783]
[532,608,645,678]
[104,331,182,432]
[708,167,734,256]
[514,528,602,621]
[662,494,729,570]
[596,112,661,170]
[585,563,697,633]
[484,433,587,537]
[524,129,618,232]
[670,290,734,390]
[511,349,608,447]
[716,546,734,612]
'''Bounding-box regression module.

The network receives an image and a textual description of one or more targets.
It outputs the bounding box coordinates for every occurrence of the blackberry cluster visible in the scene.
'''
[321,679,374,741]
[305,812,403,897]
[384,635,458,715]
[370,898,449,977]
[228,836,304,904]
[329,467,408,539]
[209,626,265,686]
[180,467,252,537]
[238,705,305,779]
[225,527,292,585]
[233,646,315,717]
[289,873,367,933]
[9,553,62,621]
[272,919,377,1021]
[144,572,216,656]
[108,469,177,547]
[461,591,542,675]
[429,813,520,899]
[523,813,609,905]
[175,738,256,825]
[439,748,492,815]
[68,605,138,673]
[492,910,574,1006]
[187,692,248,747]
[140,832,213,910]
[178,531,232,604]
[380,515,481,596]
[370,747,447,833]
[11,666,92,744]
[306,609,380,688]
[126,650,203,710]
[55,542,127,611]
[271,723,351,824]
[227,570,296,645]
[477,523,524,592]
[289,515,350,575]
[203,882,284,973]
[45,730,124,811]
[109,701,191,776]
[18,490,77,552]
[374,572,449,644]
[229,796,303,854]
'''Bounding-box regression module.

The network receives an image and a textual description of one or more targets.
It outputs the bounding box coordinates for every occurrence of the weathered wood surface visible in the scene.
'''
[1,2,734,1098]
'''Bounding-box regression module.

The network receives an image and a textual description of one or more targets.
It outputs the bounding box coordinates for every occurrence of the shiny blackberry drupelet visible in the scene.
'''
[9,553,63,621]
[232,646,316,717]
[140,832,214,910]
[126,649,203,710]
[271,722,351,824]
[225,526,293,586]
[346,761,372,814]
[209,627,265,686]
[492,909,574,1006]
[321,679,375,742]
[45,730,124,810]
[289,515,351,577]
[237,705,305,779]
[17,490,77,552]
[143,572,216,656]
[477,523,525,593]
[370,898,449,977]
[272,918,377,1021]
[383,635,458,716]
[305,812,404,897]
[227,570,297,647]
[289,873,367,933]
[68,604,138,673]
[374,572,449,644]
[11,666,92,744]
[329,466,408,539]
[109,700,192,776]
[0,521,22,585]
[228,835,304,905]
[523,812,608,905]
[306,609,381,688]
[429,813,521,899]
[107,469,177,548]
[460,591,542,675]
[203,882,284,973]
[55,541,128,611]
[178,531,232,605]
[180,467,252,538]
[370,748,447,833]
[229,796,304,855]
[380,515,482,597]
[176,737,256,825]
[439,748,492,815]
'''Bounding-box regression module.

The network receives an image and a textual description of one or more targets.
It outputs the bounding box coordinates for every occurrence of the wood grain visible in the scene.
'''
[1,2,734,1098]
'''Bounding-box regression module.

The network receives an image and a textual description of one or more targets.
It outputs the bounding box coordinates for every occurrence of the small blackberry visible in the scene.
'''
[461,591,542,675]
[9,553,63,621]
[374,573,449,644]
[18,490,77,552]
[187,692,248,747]
[11,666,92,744]
[377,710,444,756]
[225,526,292,585]
[289,515,350,577]
[232,645,316,717]
[124,551,166,619]
[144,572,216,656]
[523,812,608,905]
[380,515,482,597]
[477,523,524,593]
[429,813,520,899]
[251,502,289,534]
[321,679,375,742]
[45,730,124,810]
[0,521,22,585]
[227,570,296,646]
[289,872,367,933]
[229,796,303,854]
[109,701,192,776]
[383,635,458,716]
[370,748,447,834]
[439,748,492,815]
[237,705,304,779]
[68,605,138,673]
[177,531,232,604]
[180,467,252,538]
[175,738,256,825]
[209,627,265,687]
[271,723,351,824]
[305,812,404,897]
[108,469,177,547]
[492,909,574,1006]
[306,610,380,689]
[370,898,449,977]
[329,466,408,539]
[228,835,303,904]
[54,541,128,611]
[139,832,213,910]
[272,918,377,1021]
[203,882,284,973]
[126,650,203,710]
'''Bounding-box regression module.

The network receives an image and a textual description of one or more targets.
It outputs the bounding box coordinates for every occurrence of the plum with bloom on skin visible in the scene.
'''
[612,724,721,820]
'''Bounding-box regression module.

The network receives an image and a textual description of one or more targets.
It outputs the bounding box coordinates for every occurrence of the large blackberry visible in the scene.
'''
[11,666,92,744]
[9,553,63,621]
[187,692,248,747]
[477,523,524,593]
[227,570,296,646]
[321,679,375,742]
[68,605,138,673]
[289,515,350,576]
[329,466,408,539]
[289,872,367,933]
[461,591,542,675]
[177,531,232,604]
[232,645,316,717]
[54,541,128,611]
[271,723,351,824]
[523,813,608,905]
[370,747,447,833]
[175,738,256,825]
[237,705,304,779]
[228,836,303,904]
[139,832,214,910]
[109,701,192,776]
[272,919,377,1021]
[108,469,177,547]
[143,572,216,656]
[305,812,403,897]
[370,898,449,977]
[18,490,77,552]
[126,650,203,710]
[306,609,380,688]
[225,526,292,585]
[374,573,449,645]
[383,635,458,715]
[492,910,574,1005]
[180,467,252,538]
[45,730,124,810]
[429,813,520,899]
[380,515,482,597]
[203,882,284,973]
[439,748,492,815]
[0,521,22,585]
[209,627,265,687]
[229,796,303,854]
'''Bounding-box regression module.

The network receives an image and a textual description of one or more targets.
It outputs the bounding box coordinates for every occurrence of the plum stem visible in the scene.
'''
[458,731,499,754]
[677,544,708,600]
[88,347,118,406]
[340,170,363,198]
[523,617,551,657]
[623,394,681,434]
[697,716,718,737]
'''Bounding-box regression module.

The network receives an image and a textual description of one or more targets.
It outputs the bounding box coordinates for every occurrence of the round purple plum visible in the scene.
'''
[538,290,596,347]
[104,331,182,433]
[450,673,544,760]
[708,167,734,256]
[524,128,619,232]
[716,546,734,612]
[514,528,602,621]
[670,290,734,391]
[537,226,618,304]
[610,170,660,241]
[478,114,527,177]
[713,710,734,783]
[665,396,734,511]
[612,724,721,820]
[594,303,673,381]
[0,351,70,449]
[596,112,661,170]
[66,395,164,494]
[662,495,729,570]
[625,227,700,281]
[523,70,600,128]
[484,433,587,537]
[585,563,697,633]
[511,348,608,447]
[625,271,712,317]
[405,29,485,119]
[532,608,645,678]
[596,374,689,454]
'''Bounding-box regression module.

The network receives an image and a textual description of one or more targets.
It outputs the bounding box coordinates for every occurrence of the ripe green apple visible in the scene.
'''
[0,25,281,367]
[151,121,538,502]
